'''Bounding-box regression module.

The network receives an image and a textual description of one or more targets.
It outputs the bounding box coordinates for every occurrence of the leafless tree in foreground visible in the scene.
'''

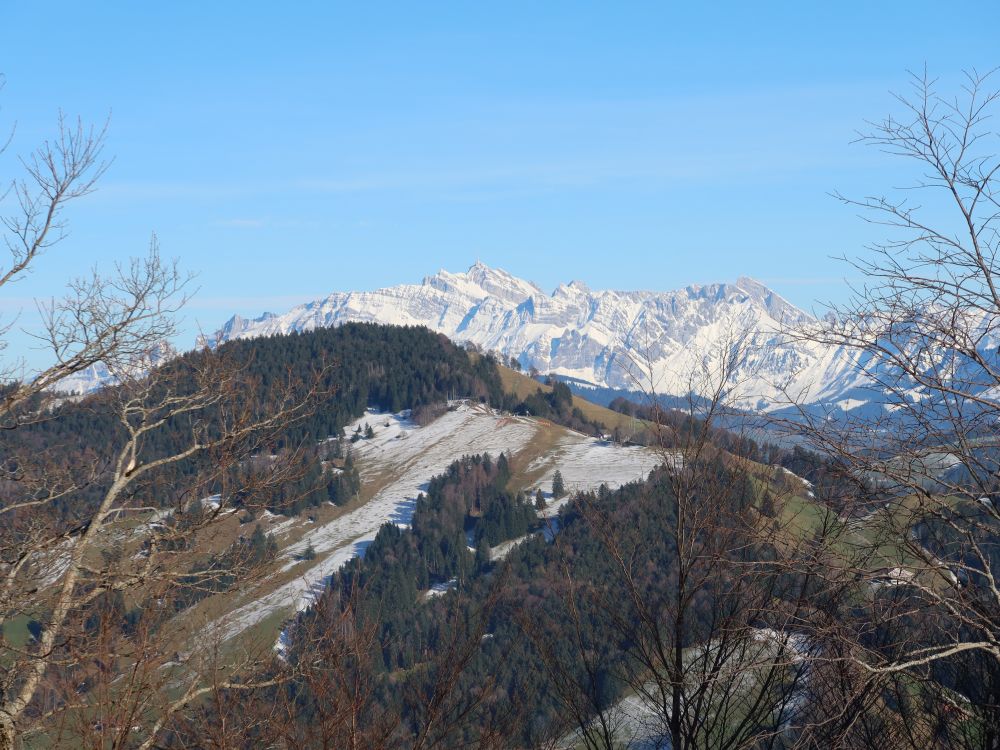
[777,67,1000,748]
[516,328,882,749]
[527,69,1000,749]
[176,564,525,750]
[0,98,322,748]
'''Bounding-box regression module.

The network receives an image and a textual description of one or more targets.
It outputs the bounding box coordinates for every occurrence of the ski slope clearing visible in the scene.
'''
[216,403,664,641]
[280,403,538,568]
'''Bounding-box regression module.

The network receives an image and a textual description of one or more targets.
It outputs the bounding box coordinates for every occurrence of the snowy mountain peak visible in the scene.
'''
[196,311,278,349]
[423,261,544,304]
[734,276,814,327]
[554,279,592,297]
[203,263,868,412]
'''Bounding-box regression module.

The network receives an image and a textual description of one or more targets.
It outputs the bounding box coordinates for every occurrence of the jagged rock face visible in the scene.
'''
[204,262,869,412]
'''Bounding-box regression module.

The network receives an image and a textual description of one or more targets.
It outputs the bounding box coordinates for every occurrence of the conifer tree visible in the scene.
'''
[552,469,565,499]
[496,451,510,483]
[475,538,491,573]
[248,524,269,564]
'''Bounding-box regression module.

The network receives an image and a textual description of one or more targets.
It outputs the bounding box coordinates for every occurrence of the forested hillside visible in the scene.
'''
[0,324,503,518]
[8,321,1000,750]
[163,445,816,748]
[2,321,662,748]
[160,405,1000,750]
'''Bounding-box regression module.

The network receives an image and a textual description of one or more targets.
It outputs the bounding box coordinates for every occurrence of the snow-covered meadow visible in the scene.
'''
[526,436,676,518]
[216,402,665,641]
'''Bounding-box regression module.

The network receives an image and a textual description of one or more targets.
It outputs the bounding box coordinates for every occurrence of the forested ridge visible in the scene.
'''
[0,324,504,520]
[178,416,1000,749]
[0,323,627,523]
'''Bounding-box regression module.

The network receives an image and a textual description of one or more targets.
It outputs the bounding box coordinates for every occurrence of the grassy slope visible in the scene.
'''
[497,364,644,435]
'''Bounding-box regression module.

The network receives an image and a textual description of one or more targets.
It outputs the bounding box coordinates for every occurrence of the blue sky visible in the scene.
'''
[2,2,999,362]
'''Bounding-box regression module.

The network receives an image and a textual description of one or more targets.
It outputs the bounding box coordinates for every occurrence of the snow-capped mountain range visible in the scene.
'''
[54,341,178,396]
[202,262,872,413]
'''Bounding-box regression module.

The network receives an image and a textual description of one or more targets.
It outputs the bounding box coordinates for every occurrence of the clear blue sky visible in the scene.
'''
[2,2,998,361]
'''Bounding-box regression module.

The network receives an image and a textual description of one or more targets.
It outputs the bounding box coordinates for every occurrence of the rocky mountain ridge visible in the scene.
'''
[203,262,870,412]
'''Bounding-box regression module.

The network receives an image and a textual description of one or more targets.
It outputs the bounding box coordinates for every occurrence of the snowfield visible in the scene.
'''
[220,402,534,638]
[489,437,672,561]
[279,403,538,569]
[215,402,665,641]
[527,437,678,518]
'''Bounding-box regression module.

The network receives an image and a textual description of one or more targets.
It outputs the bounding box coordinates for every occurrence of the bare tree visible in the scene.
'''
[515,328,862,749]
[173,585,399,750]
[0,99,324,748]
[539,67,1000,750]
[778,67,1000,747]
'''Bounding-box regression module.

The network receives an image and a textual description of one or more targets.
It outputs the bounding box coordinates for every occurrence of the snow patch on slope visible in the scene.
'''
[219,403,536,639]
[217,403,665,641]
